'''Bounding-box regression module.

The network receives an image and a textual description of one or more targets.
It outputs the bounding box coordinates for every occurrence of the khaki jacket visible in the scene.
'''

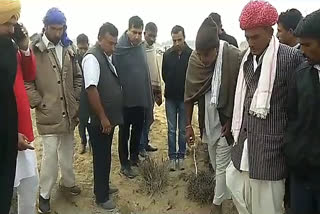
[25,35,82,135]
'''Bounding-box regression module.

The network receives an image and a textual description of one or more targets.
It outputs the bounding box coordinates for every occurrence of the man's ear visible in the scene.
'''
[98,35,103,43]
[289,28,295,35]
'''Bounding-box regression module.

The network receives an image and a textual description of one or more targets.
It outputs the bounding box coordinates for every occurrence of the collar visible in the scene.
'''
[251,48,267,66]
[144,41,154,50]
[169,42,189,54]
[42,34,62,49]
[125,31,142,47]
[314,65,320,71]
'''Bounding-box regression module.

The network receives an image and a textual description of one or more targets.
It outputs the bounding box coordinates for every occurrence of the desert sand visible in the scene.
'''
[30,102,238,214]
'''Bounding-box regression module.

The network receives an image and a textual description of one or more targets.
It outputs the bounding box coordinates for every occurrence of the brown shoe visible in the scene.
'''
[210,204,222,214]
[59,184,81,196]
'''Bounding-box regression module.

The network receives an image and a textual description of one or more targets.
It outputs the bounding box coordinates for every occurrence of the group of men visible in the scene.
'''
[186,2,320,214]
[1,0,320,214]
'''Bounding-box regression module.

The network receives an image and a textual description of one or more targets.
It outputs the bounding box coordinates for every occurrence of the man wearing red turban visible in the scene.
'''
[226,1,305,214]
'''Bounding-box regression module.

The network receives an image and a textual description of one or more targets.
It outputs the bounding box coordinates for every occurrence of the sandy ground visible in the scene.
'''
[27,103,238,214]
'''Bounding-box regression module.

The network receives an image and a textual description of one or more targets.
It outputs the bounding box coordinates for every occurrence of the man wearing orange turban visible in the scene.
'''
[0,0,21,24]
[0,1,22,214]
[225,1,305,214]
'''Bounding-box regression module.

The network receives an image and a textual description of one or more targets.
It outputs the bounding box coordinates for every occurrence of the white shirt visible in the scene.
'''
[203,91,223,146]
[42,34,63,67]
[82,54,100,89]
[82,53,117,123]
[240,55,263,172]
[82,54,117,89]
[14,150,37,187]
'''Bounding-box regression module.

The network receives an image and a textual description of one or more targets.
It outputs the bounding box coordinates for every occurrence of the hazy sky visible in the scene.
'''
[20,0,319,45]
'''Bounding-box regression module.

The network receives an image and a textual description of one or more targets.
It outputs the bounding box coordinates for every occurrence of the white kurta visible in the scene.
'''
[227,55,285,214]
[14,149,37,187]
[203,91,231,205]
[14,149,39,214]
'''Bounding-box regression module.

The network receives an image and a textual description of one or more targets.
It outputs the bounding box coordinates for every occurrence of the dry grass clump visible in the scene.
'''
[139,157,169,196]
[186,170,215,204]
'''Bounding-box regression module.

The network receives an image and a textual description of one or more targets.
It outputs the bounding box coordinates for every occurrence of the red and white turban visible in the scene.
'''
[239,0,278,30]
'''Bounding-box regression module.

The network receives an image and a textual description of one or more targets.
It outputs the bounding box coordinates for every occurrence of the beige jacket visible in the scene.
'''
[144,42,162,92]
[25,35,82,135]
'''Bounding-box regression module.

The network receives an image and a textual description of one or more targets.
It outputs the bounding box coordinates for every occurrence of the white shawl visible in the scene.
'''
[232,36,279,143]
[210,40,226,106]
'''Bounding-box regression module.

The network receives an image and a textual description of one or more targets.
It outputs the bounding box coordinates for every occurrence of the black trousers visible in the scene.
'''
[88,124,114,203]
[291,175,320,214]
[118,107,144,168]
[0,131,17,214]
[78,121,88,145]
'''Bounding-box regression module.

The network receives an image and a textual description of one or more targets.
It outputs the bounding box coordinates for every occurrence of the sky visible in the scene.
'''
[19,0,320,45]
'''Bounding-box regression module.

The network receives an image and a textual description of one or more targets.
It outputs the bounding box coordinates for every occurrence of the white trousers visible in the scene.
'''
[40,134,76,199]
[208,137,232,205]
[16,173,39,214]
[226,161,285,214]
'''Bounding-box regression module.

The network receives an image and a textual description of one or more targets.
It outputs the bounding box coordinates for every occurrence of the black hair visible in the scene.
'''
[145,22,157,33]
[76,33,89,44]
[128,16,144,30]
[208,12,222,27]
[171,25,185,38]
[294,9,320,40]
[98,22,118,39]
[278,9,303,31]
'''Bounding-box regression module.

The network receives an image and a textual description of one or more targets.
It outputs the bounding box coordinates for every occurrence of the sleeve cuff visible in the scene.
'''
[21,48,31,56]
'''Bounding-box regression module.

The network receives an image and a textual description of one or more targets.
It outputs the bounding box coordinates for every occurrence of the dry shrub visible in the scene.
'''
[186,171,215,204]
[139,157,169,196]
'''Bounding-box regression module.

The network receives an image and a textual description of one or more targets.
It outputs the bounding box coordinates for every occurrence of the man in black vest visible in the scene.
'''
[285,9,320,214]
[82,22,123,211]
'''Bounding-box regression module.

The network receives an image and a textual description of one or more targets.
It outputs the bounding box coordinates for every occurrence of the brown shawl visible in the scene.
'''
[184,42,242,143]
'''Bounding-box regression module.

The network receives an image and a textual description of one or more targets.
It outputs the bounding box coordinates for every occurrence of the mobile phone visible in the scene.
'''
[12,23,26,44]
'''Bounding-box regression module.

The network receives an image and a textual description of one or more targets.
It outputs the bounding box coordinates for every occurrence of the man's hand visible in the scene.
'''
[17,25,30,51]
[18,133,34,151]
[154,90,162,106]
[101,116,112,135]
[186,125,195,147]
[155,95,162,106]
[221,119,231,137]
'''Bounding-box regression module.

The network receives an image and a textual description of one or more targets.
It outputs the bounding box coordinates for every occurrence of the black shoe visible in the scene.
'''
[139,149,148,158]
[38,195,51,213]
[120,167,136,179]
[109,186,119,194]
[130,159,140,167]
[96,199,116,211]
[146,145,158,152]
